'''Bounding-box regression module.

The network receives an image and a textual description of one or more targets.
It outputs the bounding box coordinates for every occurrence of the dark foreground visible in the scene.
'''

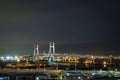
[0,69,120,80]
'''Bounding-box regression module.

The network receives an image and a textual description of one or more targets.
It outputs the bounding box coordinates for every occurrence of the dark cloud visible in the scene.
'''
[0,0,120,55]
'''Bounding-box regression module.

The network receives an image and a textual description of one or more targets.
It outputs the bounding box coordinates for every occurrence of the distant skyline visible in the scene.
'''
[0,0,120,56]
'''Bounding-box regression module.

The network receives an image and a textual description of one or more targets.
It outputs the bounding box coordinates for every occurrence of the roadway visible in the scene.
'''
[0,69,120,77]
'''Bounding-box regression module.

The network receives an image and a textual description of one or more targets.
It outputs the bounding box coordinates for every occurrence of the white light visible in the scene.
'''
[10,56,12,59]
[87,76,90,79]
[92,73,95,75]
[15,56,18,59]
[36,77,39,80]
[1,56,4,59]
[78,76,81,79]
[6,56,10,60]
[66,73,70,76]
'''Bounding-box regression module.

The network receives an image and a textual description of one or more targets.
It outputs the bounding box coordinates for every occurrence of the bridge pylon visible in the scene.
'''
[48,42,55,65]
[34,44,39,56]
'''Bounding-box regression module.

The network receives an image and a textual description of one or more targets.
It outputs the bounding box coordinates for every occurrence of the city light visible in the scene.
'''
[36,77,39,80]
[15,56,18,59]
[6,56,10,60]
[0,42,120,80]
[1,56,4,59]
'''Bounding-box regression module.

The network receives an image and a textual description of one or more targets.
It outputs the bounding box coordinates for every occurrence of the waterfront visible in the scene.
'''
[0,43,120,80]
[1,54,120,71]
[1,54,120,80]
[0,69,120,80]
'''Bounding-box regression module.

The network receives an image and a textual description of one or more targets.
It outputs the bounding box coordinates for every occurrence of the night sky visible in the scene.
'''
[0,0,120,56]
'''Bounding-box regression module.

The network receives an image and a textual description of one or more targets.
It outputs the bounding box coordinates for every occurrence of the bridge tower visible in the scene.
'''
[48,42,55,65]
[34,44,39,56]
[49,42,55,55]
[33,44,39,62]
